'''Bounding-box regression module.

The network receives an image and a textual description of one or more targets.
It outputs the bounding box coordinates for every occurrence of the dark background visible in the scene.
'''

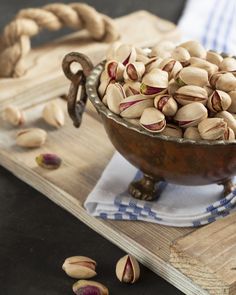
[0,1,186,294]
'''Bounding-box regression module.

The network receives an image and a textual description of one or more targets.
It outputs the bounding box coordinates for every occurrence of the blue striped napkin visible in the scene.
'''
[84,0,236,227]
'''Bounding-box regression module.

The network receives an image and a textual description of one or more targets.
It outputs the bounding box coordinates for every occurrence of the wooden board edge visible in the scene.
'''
[0,148,208,295]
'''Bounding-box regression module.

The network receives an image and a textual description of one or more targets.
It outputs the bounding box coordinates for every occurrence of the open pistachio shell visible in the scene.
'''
[211,72,236,92]
[160,123,183,138]
[140,69,168,97]
[120,95,153,118]
[154,94,178,116]
[171,46,190,65]
[215,111,236,135]
[224,127,235,141]
[219,57,236,72]
[123,81,141,96]
[115,44,137,65]
[174,85,208,106]
[150,41,175,59]
[176,66,209,87]
[198,118,227,140]
[73,280,109,295]
[140,107,166,133]
[174,102,208,128]
[106,83,126,114]
[116,255,140,284]
[145,57,163,73]
[124,62,145,81]
[105,60,125,81]
[207,90,231,112]
[228,91,236,113]
[179,41,206,59]
[206,51,223,67]
[184,127,202,140]
[189,57,218,76]
[160,58,183,79]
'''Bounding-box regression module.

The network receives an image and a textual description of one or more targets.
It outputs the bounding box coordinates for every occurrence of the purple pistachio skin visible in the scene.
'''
[35,153,62,169]
[74,286,101,295]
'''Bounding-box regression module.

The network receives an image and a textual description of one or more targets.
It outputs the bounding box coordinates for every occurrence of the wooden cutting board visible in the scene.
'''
[1,10,235,295]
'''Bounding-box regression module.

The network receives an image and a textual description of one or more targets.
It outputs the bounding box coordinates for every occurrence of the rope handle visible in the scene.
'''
[0,3,119,78]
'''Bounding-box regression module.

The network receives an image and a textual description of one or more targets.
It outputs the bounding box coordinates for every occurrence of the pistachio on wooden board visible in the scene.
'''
[2,105,24,126]
[100,40,236,141]
[42,101,65,128]
[115,254,140,284]
[16,128,47,148]
[73,280,109,295]
[62,256,97,279]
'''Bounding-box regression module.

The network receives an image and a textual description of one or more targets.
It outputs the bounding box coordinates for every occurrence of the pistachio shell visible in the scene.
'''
[189,57,218,76]
[204,85,214,97]
[224,127,235,141]
[206,51,223,67]
[184,127,202,140]
[160,124,183,138]
[140,107,166,133]
[215,111,236,135]
[140,69,168,96]
[105,60,125,81]
[160,58,183,79]
[176,66,208,87]
[150,41,175,59]
[123,81,141,96]
[114,44,136,65]
[42,101,65,128]
[62,256,97,279]
[115,255,140,284]
[228,91,236,113]
[179,41,206,58]
[174,102,208,128]
[219,57,236,72]
[124,62,145,81]
[167,79,180,96]
[73,280,109,295]
[171,47,191,65]
[98,76,112,98]
[207,90,231,112]
[119,95,153,118]
[198,118,227,140]
[211,72,236,92]
[16,128,47,148]
[175,85,208,106]
[154,94,178,116]
[2,105,24,126]
[145,57,163,73]
[106,83,126,114]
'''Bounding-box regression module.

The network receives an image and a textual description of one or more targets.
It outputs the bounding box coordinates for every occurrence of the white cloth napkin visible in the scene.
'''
[84,0,236,227]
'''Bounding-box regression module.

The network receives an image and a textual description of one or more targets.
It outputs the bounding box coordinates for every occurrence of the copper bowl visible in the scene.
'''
[62,52,236,201]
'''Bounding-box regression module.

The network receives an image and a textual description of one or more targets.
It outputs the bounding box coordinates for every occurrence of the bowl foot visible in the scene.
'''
[219,178,236,196]
[128,174,162,201]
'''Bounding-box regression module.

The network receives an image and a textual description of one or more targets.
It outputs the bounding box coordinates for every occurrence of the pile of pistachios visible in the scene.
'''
[99,41,236,141]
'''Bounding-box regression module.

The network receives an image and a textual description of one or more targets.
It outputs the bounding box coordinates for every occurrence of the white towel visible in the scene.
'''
[84,0,236,227]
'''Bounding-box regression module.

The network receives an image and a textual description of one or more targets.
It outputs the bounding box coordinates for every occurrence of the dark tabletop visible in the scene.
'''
[0,1,186,294]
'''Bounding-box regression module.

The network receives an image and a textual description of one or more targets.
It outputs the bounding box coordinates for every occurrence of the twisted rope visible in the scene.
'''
[0,3,119,78]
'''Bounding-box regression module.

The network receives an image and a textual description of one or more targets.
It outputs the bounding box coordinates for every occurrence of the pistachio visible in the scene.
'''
[73,280,108,295]
[123,81,141,96]
[154,94,178,116]
[140,69,168,96]
[210,72,236,92]
[62,256,97,279]
[36,153,62,169]
[198,118,227,140]
[176,66,208,87]
[171,47,190,65]
[206,51,223,67]
[124,62,145,81]
[159,58,183,79]
[150,41,175,59]
[179,41,206,59]
[120,95,153,118]
[160,124,183,138]
[224,127,235,141]
[167,79,180,96]
[219,57,236,72]
[215,111,236,135]
[42,101,65,128]
[116,254,140,284]
[114,44,136,65]
[228,91,236,113]
[174,102,208,128]
[136,53,150,64]
[98,74,112,98]
[174,85,208,106]
[140,107,166,133]
[207,90,231,112]
[106,83,126,114]
[105,60,125,81]
[184,127,201,140]
[189,57,218,76]
[2,105,24,126]
[16,128,47,148]
[145,57,163,73]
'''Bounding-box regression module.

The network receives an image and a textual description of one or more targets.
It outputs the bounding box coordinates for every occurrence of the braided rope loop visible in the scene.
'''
[0,3,119,78]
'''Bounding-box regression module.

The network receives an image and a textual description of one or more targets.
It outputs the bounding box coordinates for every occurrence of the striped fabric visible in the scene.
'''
[84,0,236,227]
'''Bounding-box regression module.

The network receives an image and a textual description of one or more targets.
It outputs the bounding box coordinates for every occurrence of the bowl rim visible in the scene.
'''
[86,60,236,146]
